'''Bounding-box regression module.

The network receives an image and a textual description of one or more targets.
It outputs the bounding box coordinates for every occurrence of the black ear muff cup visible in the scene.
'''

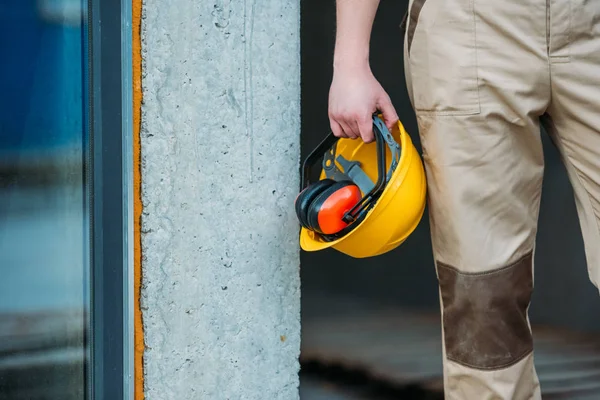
[295,179,335,229]
[306,180,361,234]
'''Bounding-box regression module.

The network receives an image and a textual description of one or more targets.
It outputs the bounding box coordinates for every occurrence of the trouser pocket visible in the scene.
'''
[405,0,480,115]
[399,4,409,33]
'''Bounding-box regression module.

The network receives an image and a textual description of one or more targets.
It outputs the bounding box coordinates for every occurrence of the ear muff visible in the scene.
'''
[306,181,362,235]
[295,179,336,229]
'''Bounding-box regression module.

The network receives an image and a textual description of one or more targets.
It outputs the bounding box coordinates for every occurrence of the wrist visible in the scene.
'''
[333,49,371,73]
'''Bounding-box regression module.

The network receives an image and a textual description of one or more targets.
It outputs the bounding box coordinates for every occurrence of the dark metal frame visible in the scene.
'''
[87,0,134,398]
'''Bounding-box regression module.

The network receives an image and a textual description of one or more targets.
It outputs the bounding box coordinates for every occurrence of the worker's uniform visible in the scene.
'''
[403,0,600,398]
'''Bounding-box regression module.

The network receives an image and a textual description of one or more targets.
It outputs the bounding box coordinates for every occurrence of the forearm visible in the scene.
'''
[333,0,380,71]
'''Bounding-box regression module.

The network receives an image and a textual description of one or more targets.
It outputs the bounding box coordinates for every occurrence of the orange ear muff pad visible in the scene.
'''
[295,179,336,229]
[307,181,362,235]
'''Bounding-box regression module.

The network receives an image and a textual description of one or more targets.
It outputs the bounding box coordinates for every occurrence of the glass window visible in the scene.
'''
[0,1,88,396]
[0,0,137,396]
[0,0,88,397]
[0,0,133,397]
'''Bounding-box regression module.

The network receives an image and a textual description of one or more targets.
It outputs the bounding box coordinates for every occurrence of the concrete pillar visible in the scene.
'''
[138,1,301,398]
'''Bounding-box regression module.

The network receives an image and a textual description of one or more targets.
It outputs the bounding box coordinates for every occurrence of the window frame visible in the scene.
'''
[87,0,134,398]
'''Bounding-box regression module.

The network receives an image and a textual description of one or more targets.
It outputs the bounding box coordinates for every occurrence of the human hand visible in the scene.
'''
[328,65,398,143]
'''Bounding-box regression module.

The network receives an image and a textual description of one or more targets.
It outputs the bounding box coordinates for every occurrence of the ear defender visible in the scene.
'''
[305,181,362,235]
[295,179,336,229]
[295,179,362,234]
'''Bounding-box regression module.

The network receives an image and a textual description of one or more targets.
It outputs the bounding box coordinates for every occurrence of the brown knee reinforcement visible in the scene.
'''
[437,252,534,370]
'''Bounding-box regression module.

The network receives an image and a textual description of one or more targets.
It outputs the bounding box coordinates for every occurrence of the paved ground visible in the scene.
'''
[300,370,443,400]
[300,293,600,399]
[300,377,377,400]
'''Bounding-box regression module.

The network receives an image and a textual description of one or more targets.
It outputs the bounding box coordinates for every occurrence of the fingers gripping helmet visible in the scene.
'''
[295,114,427,258]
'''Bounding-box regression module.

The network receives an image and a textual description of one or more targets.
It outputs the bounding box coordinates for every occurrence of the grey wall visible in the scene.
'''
[301,0,600,333]
[139,1,302,399]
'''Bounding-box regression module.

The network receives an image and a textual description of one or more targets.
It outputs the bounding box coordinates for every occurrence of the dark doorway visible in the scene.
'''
[299,0,600,398]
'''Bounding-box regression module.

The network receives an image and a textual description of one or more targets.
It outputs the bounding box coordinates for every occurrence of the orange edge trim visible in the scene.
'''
[133,0,144,398]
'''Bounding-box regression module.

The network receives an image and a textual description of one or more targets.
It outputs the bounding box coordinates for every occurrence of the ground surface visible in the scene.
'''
[300,293,600,399]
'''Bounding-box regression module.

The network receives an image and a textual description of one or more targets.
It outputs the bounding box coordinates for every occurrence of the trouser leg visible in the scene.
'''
[403,0,550,398]
[542,0,600,290]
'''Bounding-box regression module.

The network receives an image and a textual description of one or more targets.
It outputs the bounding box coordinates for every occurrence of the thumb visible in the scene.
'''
[377,95,399,131]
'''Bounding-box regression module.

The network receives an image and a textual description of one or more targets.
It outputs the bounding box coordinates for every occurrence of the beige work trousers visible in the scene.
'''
[403,0,600,398]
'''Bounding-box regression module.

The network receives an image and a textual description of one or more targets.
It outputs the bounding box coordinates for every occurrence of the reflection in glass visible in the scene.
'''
[0,1,88,399]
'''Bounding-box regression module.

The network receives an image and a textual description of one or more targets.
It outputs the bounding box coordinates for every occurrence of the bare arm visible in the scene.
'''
[333,0,379,70]
[329,0,398,143]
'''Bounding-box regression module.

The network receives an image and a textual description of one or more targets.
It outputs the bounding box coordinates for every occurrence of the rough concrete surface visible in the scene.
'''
[139,1,301,399]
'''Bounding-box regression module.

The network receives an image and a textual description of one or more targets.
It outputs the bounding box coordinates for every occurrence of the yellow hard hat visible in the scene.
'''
[295,114,427,258]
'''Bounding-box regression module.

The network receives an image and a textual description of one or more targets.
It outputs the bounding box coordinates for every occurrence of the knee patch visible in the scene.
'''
[437,252,534,370]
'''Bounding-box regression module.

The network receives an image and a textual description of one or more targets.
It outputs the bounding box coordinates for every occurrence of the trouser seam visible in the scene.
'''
[437,250,533,277]
[550,55,570,64]
[446,348,533,371]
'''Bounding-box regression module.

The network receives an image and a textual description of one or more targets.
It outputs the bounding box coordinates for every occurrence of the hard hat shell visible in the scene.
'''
[299,119,427,258]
